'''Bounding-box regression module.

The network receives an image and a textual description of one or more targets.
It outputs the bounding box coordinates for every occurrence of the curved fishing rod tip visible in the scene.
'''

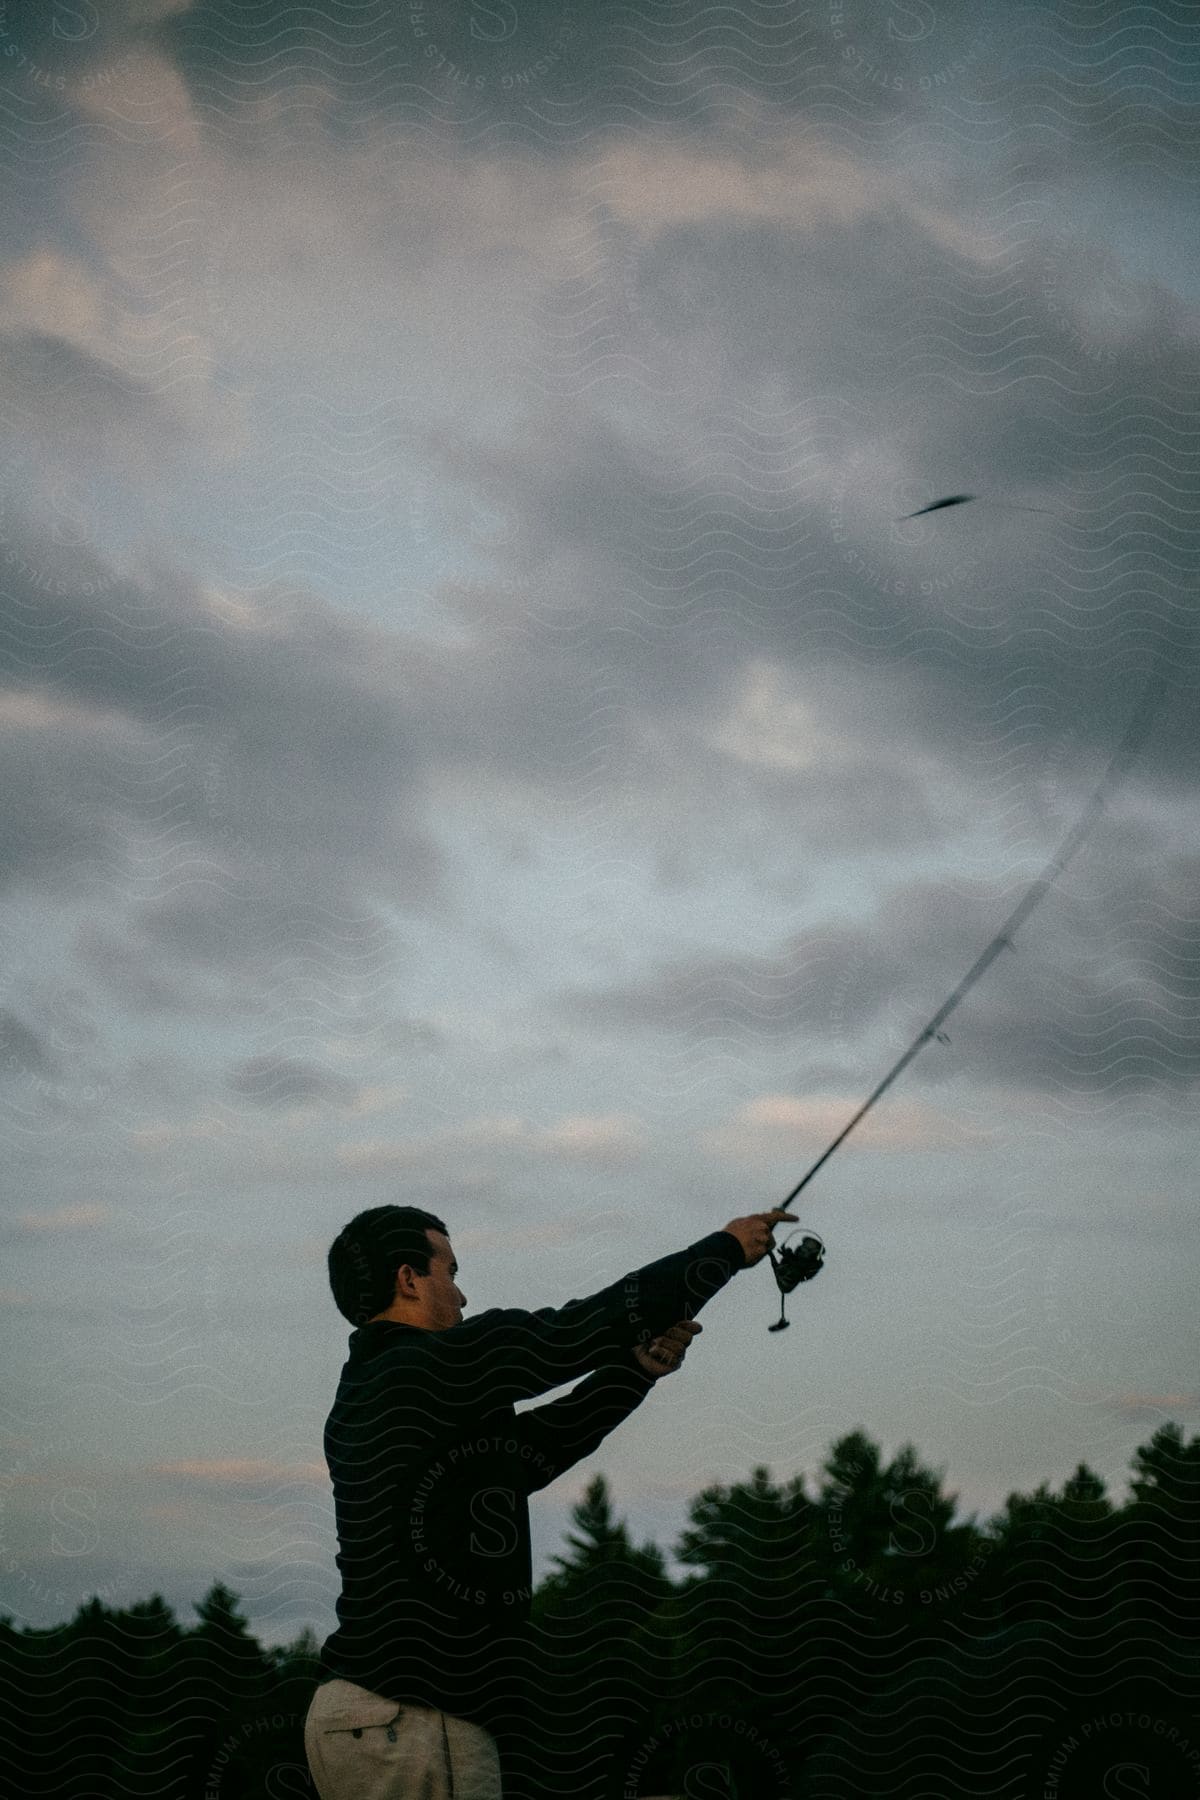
[895,494,1055,522]
[896,493,976,520]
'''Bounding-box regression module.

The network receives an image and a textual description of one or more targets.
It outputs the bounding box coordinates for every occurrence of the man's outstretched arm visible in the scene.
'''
[406,1210,793,1405]
[510,1322,703,1494]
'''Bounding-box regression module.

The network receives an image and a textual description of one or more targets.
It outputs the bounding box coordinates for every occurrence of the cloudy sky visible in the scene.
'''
[1,0,1197,1646]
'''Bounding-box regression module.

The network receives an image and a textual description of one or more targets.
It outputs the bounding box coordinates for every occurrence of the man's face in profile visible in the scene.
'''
[419,1230,467,1330]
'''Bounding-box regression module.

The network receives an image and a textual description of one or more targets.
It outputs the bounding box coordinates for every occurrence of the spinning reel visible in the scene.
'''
[766,1228,826,1333]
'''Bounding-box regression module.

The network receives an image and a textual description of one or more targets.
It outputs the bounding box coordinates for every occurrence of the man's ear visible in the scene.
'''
[394,1263,422,1299]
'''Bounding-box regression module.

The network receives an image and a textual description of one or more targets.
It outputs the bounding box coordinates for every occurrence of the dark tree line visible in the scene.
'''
[2,1422,1198,1797]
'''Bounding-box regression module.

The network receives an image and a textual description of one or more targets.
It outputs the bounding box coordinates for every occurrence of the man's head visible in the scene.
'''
[327,1205,466,1330]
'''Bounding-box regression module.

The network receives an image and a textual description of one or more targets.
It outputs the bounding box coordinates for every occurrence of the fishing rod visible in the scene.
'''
[766,649,1171,1332]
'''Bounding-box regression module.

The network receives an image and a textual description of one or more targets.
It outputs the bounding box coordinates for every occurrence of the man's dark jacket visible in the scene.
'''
[317,1228,747,1753]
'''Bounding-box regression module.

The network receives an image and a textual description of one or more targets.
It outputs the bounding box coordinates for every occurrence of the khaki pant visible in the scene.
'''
[305,1678,503,1799]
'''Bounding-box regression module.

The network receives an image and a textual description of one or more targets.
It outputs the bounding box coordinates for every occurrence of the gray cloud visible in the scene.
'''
[157,0,1134,150]
[226,1053,359,1108]
[0,1007,54,1078]
[0,503,443,1050]
[3,0,1199,1637]
[339,128,1198,848]
[0,330,191,461]
[559,835,1200,1097]
[6,137,1197,1041]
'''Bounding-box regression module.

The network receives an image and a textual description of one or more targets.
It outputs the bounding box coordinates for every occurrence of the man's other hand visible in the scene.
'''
[634,1319,702,1379]
[722,1209,798,1268]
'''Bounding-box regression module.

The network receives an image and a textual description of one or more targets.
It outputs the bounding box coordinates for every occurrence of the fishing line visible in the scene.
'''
[766,653,1173,1332]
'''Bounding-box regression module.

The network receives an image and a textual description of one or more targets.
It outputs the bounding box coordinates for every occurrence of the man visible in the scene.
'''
[305,1204,795,1800]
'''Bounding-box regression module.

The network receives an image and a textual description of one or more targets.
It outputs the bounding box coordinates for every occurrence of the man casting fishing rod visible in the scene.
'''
[305,1202,795,1800]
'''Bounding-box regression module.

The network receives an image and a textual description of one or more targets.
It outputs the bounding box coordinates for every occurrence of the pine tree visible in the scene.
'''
[1126,1422,1200,1638]
[531,1477,671,1800]
[544,1474,667,1591]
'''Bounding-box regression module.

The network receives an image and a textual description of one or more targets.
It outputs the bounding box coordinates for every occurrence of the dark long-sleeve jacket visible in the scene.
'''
[317,1228,746,1738]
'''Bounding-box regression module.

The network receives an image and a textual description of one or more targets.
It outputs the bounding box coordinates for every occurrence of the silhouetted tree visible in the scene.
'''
[529,1475,671,1800]
[107,1595,187,1797]
[984,1459,1118,1629]
[3,1425,1198,1799]
[1124,1422,1200,1643]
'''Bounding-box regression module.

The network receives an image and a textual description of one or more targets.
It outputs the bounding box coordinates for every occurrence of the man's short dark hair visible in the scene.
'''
[327,1205,449,1326]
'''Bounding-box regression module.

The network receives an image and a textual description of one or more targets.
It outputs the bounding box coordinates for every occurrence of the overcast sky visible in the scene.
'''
[1,0,1197,1647]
